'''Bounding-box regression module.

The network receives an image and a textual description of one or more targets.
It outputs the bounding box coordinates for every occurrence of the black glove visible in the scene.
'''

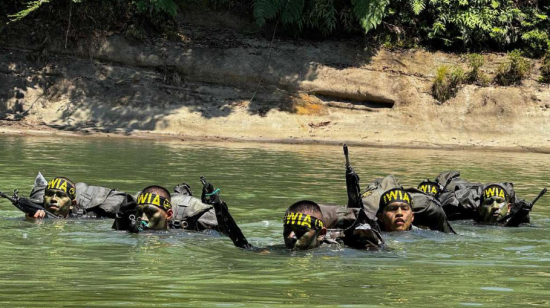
[504,199,532,227]
[201,182,221,205]
[343,209,384,249]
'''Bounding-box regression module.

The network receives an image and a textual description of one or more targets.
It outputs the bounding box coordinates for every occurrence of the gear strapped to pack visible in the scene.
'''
[47,177,76,200]
[136,192,172,212]
[378,188,413,214]
[283,212,325,230]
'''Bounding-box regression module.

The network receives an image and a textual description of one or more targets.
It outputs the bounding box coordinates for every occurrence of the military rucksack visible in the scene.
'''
[361,175,401,215]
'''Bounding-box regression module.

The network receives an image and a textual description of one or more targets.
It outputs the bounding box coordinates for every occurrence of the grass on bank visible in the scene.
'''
[432,66,465,102]
[494,50,532,86]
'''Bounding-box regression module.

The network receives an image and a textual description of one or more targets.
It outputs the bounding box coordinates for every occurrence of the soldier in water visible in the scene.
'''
[13,174,132,219]
[376,188,415,232]
[420,171,546,227]
[198,177,385,251]
[113,184,218,232]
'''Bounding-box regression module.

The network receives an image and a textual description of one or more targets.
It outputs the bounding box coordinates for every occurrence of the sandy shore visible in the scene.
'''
[3,119,550,154]
[1,19,550,154]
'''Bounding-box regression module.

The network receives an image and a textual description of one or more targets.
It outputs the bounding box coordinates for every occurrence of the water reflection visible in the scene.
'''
[1,136,550,307]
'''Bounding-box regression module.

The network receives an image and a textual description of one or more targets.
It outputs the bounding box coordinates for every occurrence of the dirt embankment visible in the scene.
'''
[1,12,549,152]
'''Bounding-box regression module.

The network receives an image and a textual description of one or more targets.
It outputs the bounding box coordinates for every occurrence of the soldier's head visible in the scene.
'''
[283,200,326,250]
[417,180,441,197]
[135,186,174,230]
[44,177,76,218]
[377,188,414,232]
[477,184,511,224]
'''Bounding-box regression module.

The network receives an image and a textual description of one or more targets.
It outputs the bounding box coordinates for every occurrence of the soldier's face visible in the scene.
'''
[379,202,414,232]
[283,223,325,250]
[479,196,509,224]
[136,204,172,230]
[43,189,73,217]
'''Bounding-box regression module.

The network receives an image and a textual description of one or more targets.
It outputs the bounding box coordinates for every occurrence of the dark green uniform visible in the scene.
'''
[434,171,530,226]
[30,174,133,219]
[31,174,219,230]
[169,192,218,230]
[360,175,455,233]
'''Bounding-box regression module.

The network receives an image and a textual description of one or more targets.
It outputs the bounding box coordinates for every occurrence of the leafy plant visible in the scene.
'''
[432,65,465,102]
[351,0,389,33]
[465,53,489,86]
[522,29,550,58]
[494,50,532,86]
[132,0,178,18]
[383,0,550,55]
[8,0,56,22]
[252,0,390,36]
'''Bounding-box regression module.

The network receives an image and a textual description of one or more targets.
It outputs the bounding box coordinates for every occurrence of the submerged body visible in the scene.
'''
[429,171,544,227]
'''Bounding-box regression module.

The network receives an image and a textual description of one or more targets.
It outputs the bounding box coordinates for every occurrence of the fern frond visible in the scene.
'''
[410,0,425,15]
[253,0,285,27]
[8,0,53,22]
[280,0,305,25]
[351,0,390,33]
[148,0,178,17]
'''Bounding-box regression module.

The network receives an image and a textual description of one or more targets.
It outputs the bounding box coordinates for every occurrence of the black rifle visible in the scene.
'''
[0,189,60,219]
[344,144,364,209]
[499,188,547,227]
[200,176,251,249]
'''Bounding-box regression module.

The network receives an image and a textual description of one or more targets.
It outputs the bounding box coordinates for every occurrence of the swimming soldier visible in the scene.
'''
[21,173,134,219]
[113,184,218,232]
[337,144,454,233]
[427,171,546,227]
[199,176,384,251]
[376,188,415,232]
[29,176,78,218]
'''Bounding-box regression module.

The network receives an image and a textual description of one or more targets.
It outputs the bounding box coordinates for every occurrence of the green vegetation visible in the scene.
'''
[432,53,495,102]
[2,0,549,56]
[465,54,489,87]
[432,66,465,102]
[252,0,550,55]
[494,50,532,86]
[541,52,550,83]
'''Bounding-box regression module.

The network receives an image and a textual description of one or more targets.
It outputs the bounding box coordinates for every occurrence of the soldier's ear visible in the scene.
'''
[166,209,174,220]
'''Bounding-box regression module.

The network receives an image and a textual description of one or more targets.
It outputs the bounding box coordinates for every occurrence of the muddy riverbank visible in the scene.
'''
[1,12,549,153]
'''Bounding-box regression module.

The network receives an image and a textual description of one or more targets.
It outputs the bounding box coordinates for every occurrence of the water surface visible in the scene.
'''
[1,136,549,307]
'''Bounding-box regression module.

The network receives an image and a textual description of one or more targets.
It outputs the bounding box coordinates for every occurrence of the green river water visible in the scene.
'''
[1,135,549,308]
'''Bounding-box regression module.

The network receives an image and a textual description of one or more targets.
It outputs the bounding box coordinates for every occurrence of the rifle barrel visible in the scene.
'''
[532,188,547,206]
[0,191,16,203]
[343,144,350,167]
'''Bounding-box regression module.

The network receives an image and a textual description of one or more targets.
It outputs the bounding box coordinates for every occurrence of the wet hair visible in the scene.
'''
[286,200,323,220]
[141,185,171,202]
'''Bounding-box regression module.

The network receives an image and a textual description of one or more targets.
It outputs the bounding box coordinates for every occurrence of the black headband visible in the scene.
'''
[136,192,172,212]
[481,184,509,202]
[283,212,324,230]
[378,188,412,214]
[418,180,441,196]
[47,177,76,200]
